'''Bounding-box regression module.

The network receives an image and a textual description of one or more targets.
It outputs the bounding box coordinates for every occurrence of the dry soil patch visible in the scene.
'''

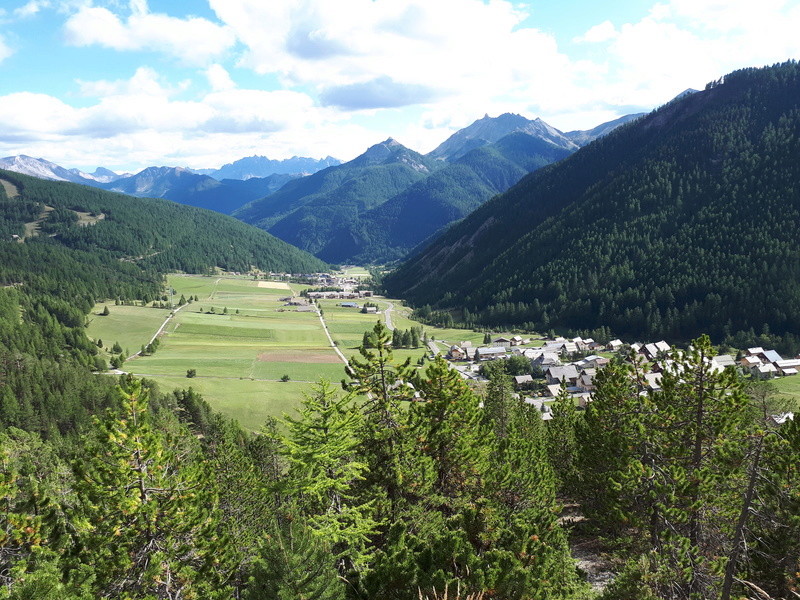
[258,349,341,363]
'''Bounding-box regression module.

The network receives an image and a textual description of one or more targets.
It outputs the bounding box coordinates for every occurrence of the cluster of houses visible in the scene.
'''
[446,335,800,416]
[737,347,800,378]
[278,296,316,313]
[306,290,374,300]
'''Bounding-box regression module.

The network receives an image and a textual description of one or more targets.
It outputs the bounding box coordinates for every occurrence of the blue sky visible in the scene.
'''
[1,0,799,172]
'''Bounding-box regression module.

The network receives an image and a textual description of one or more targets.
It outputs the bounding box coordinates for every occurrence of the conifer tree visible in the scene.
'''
[344,321,415,523]
[244,520,345,600]
[547,382,580,494]
[71,379,233,599]
[283,380,376,574]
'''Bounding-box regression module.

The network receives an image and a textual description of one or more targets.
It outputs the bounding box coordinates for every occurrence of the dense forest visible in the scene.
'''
[386,61,800,353]
[0,170,328,274]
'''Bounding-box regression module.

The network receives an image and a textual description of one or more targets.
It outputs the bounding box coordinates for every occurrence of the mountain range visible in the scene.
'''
[194,155,342,179]
[234,112,643,263]
[2,110,643,264]
[385,61,800,351]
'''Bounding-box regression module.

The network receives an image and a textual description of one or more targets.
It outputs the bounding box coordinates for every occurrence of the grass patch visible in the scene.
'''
[142,375,312,431]
[771,376,800,409]
[124,275,345,428]
[87,303,170,356]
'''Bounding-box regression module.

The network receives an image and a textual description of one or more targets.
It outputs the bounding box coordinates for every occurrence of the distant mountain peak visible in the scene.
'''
[565,113,647,147]
[428,113,578,161]
[205,155,342,180]
[352,137,422,168]
[1,155,91,183]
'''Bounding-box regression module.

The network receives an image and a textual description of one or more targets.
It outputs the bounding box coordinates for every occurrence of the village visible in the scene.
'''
[439,335,800,422]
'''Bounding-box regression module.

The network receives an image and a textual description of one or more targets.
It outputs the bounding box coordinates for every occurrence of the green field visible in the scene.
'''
[119,275,349,429]
[103,274,498,430]
[87,303,171,356]
[771,376,800,409]
[339,266,371,278]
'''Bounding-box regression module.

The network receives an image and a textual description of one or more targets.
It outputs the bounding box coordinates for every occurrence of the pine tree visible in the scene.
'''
[410,327,420,349]
[344,321,415,523]
[547,382,580,494]
[244,520,345,600]
[283,380,376,574]
[71,378,233,599]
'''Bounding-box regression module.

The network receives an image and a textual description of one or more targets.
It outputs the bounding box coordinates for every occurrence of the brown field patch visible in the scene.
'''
[257,280,291,289]
[258,349,341,363]
[1,179,19,198]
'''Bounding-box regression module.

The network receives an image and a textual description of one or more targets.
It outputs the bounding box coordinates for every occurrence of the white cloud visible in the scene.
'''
[208,0,572,111]
[205,64,235,92]
[0,92,78,139]
[63,3,236,66]
[575,20,618,43]
[76,66,176,97]
[578,0,800,114]
[0,68,352,170]
[14,1,51,19]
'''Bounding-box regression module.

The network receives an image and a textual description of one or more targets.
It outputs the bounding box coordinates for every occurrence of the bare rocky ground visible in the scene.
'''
[560,502,616,592]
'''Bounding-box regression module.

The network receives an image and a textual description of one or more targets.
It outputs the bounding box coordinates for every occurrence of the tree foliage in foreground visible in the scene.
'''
[563,336,800,599]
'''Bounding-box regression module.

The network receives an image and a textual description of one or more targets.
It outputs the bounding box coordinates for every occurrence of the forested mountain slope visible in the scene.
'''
[320,131,575,264]
[1,170,327,274]
[234,138,440,257]
[386,61,800,350]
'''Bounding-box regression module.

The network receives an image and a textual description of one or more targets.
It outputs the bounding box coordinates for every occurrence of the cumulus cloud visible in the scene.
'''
[208,0,568,108]
[63,2,235,66]
[205,64,235,92]
[320,76,442,110]
[0,68,347,170]
[579,0,800,114]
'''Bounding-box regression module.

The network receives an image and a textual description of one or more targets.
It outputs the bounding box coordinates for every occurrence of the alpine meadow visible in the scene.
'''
[2,1,800,598]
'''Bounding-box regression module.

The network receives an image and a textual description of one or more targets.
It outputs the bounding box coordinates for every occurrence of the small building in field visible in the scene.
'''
[775,359,800,376]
